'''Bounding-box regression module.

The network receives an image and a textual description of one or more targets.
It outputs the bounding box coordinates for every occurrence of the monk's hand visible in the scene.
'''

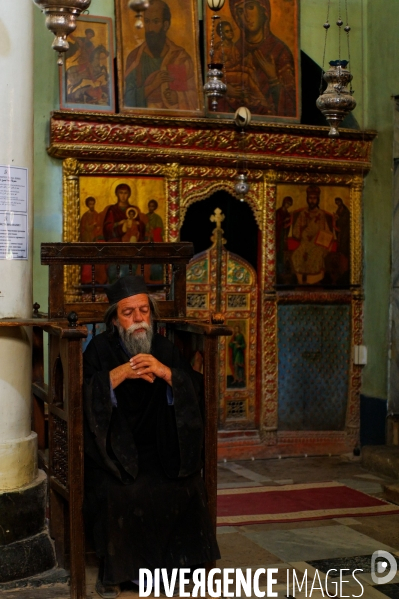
[110,363,154,389]
[129,354,172,386]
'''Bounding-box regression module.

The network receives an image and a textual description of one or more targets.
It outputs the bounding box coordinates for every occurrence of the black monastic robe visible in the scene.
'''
[83,329,220,585]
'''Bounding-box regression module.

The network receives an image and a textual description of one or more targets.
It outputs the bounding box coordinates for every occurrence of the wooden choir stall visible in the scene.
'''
[2,241,230,599]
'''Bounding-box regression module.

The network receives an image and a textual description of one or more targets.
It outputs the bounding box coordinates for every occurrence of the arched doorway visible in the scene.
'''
[181,193,260,431]
[180,190,259,270]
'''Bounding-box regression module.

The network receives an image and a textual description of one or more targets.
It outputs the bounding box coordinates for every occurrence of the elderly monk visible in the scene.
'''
[226,0,296,116]
[83,275,220,598]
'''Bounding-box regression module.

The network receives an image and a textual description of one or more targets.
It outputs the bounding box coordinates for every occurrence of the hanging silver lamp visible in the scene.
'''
[204,63,227,112]
[203,11,227,111]
[316,60,356,137]
[316,1,356,137]
[234,173,249,202]
[32,0,91,64]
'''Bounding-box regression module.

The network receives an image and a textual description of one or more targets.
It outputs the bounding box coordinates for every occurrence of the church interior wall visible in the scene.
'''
[360,0,399,407]
[31,0,399,433]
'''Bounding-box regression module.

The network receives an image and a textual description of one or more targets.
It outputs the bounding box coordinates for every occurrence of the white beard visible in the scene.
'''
[115,319,153,356]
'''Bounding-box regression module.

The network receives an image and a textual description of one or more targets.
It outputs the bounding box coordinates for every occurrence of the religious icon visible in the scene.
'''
[145,199,164,242]
[80,196,102,242]
[205,0,300,122]
[60,15,115,113]
[78,176,166,286]
[227,321,247,388]
[116,0,204,116]
[275,184,351,287]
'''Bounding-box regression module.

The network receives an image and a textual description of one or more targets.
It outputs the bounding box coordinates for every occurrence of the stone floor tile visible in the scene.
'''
[0,586,70,598]
[362,585,394,599]
[235,456,378,485]
[219,462,273,483]
[333,517,362,525]
[356,474,388,481]
[344,514,399,548]
[217,482,262,489]
[337,478,383,494]
[217,525,241,535]
[306,554,374,574]
[217,465,252,486]
[371,583,399,599]
[239,519,338,533]
[217,533,282,570]
[274,479,295,485]
[243,525,396,562]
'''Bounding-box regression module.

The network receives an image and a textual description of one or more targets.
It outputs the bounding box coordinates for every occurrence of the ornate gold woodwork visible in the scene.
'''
[164,163,181,243]
[63,158,80,302]
[350,176,364,287]
[186,218,258,430]
[260,295,278,442]
[346,290,364,443]
[55,111,372,456]
[50,112,375,173]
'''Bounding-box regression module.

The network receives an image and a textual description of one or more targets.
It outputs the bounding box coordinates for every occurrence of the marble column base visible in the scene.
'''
[0,470,56,582]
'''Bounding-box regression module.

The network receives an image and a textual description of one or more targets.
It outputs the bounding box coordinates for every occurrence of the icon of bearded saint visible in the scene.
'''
[218,0,297,117]
[123,0,199,112]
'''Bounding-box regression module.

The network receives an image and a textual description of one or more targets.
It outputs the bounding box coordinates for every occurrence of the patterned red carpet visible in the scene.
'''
[217,481,399,525]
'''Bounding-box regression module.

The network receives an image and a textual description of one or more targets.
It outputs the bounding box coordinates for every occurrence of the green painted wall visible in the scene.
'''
[32,0,398,401]
[361,0,399,400]
[300,0,398,402]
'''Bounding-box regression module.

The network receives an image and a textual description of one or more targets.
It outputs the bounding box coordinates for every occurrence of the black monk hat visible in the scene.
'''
[105,275,148,304]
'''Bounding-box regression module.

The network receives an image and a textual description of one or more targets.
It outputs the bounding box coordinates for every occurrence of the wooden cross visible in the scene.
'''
[210,208,226,246]
[210,207,225,229]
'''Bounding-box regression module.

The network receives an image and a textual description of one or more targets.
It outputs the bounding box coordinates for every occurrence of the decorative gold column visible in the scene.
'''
[62,158,80,299]
[346,289,363,444]
[164,163,181,242]
[260,171,278,444]
[350,175,364,287]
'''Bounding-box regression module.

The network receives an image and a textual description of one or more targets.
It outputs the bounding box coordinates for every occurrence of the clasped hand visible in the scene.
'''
[129,354,172,386]
[110,355,172,389]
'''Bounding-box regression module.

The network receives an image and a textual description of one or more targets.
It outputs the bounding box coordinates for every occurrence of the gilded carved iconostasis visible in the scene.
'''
[47,0,375,459]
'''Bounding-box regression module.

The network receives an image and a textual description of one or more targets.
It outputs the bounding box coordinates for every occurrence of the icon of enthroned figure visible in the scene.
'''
[276,186,351,287]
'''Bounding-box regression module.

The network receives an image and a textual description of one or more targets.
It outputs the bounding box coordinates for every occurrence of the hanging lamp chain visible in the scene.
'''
[209,14,217,62]
[320,0,331,94]
[344,0,353,93]
[337,0,342,61]
[219,18,227,85]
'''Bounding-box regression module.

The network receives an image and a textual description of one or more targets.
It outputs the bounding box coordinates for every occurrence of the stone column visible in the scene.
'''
[0,2,55,582]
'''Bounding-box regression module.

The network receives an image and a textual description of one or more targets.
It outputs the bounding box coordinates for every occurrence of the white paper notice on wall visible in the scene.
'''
[0,166,28,260]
